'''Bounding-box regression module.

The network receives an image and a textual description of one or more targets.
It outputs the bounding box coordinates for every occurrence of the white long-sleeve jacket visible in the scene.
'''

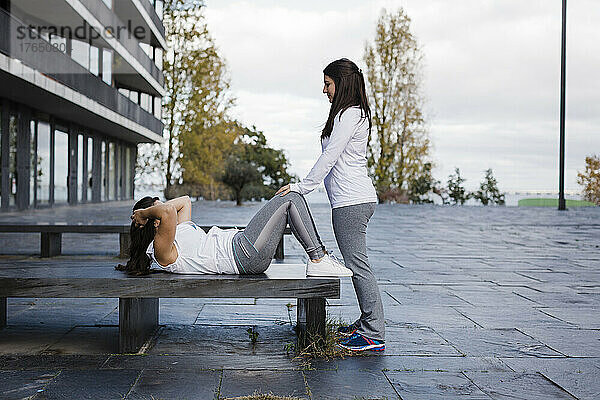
[290,106,378,209]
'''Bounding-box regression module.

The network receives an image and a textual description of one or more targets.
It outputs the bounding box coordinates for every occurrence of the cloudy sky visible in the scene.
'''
[204,0,599,193]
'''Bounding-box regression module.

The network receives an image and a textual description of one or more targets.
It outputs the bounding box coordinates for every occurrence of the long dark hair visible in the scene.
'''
[116,196,159,276]
[322,58,371,140]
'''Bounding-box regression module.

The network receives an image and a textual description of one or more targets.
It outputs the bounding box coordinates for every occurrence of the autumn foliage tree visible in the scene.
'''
[136,0,234,198]
[577,155,600,205]
[364,8,430,203]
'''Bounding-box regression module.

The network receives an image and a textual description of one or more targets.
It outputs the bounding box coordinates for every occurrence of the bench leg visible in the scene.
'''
[119,298,159,353]
[119,232,131,259]
[41,232,62,257]
[275,237,284,260]
[296,297,325,349]
[0,298,6,329]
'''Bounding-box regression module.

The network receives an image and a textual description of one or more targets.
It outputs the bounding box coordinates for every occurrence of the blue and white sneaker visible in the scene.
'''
[336,325,358,337]
[337,332,385,352]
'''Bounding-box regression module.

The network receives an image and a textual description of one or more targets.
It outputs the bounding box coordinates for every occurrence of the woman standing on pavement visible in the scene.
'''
[276,58,385,352]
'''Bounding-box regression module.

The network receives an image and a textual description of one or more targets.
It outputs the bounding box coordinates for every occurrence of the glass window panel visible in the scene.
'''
[102,0,112,9]
[156,0,163,20]
[154,47,163,70]
[30,120,36,206]
[102,48,113,85]
[154,96,162,119]
[89,45,99,76]
[129,90,138,104]
[9,115,17,207]
[108,142,116,200]
[139,43,152,59]
[54,129,69,204]
[0,107,2,207]
[77,134,83,202]
[119,88,129,97]
[124,146,131,199]
[37,121,51,205]
[71,39,90,70]
[87,137,93,201]
[49,35,67,54]
[101,141,106,201]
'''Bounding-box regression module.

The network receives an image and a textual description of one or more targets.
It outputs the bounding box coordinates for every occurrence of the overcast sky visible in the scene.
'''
[204,0,599,193]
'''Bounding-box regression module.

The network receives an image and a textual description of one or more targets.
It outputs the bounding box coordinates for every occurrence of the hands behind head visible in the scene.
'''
[131,209,149,228]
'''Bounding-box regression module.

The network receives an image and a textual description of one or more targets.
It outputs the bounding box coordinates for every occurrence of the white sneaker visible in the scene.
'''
[306,254,353,277]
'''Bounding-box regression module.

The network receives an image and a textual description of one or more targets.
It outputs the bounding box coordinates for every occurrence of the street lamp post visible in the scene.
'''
[558,0,567,210]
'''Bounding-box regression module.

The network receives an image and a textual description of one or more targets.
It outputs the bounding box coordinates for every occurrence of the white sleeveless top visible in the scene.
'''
[146,221,239,274]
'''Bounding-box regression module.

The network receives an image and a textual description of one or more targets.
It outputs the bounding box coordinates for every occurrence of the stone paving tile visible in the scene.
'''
[385,305,479,329]
[43,326,119,355]
[304,369,399,399]
[149,324,296,357]
[0,370,59,399]
[382,326,462,356]
[447,287,537,307]
[501,357,600,400]
[452,306,575,330]
[308,355,510,374]
[219,370,308,399]
[537,307,600,329]
[517,327,600,357]
[196,304,292,325]
[126,369,221,400]
[0,355,109,370]
[104,353,299,371]
[383,286,472,307]
[8,298,117,328]
[435,328,565,358]
[385,370,489,399]
[40,369,140,399]
[464,371,576,399]
[0,326,69,355]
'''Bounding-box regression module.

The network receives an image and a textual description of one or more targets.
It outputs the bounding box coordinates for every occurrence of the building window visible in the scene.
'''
[37,121,51,205]
[8,114,17,207]
[30,120,36,206]
[102,0,112,10]
[71,39,90,70]
[87,137,93,202]
[155,0,164,20]
[102,48,113,86]
[90,45,99,76]
[129,90,139,104]
[124,146,132,199]
[154,96,162,119]
[108,142,116,200]
[54,128,69,204]
[101,141,106,200]
[77,134,84,202]
[49,34,67,54]
[154,47,163,70]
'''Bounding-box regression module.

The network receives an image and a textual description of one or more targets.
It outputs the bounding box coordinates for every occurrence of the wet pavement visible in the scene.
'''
[0,200,599,399]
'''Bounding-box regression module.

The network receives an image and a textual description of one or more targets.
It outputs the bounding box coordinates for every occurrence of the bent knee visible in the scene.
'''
[282,191,304,202]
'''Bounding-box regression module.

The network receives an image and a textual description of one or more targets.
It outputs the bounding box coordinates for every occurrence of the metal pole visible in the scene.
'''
[558,0,567,210]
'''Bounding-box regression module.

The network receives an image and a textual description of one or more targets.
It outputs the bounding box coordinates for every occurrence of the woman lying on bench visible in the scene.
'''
[117,193,352,277]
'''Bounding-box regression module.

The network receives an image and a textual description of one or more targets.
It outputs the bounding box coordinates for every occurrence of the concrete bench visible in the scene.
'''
[0,224,292,260]
[0,259,339,353]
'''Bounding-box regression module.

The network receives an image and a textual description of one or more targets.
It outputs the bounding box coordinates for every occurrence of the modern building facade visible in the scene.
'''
[0,0,165,210]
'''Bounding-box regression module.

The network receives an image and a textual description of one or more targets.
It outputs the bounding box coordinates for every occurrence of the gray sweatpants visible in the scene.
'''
[232,192,326,274]
[332,202,385,341]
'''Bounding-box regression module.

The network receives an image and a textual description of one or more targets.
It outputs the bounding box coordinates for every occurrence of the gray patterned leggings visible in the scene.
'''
[232,192,326,274]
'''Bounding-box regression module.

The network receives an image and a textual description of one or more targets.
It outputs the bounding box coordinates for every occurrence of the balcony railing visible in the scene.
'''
[136,0,165,39]
[0,7,163,136]
[80,0,164,88]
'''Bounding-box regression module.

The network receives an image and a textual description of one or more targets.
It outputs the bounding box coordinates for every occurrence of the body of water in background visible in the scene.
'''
[136,185,588,207]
